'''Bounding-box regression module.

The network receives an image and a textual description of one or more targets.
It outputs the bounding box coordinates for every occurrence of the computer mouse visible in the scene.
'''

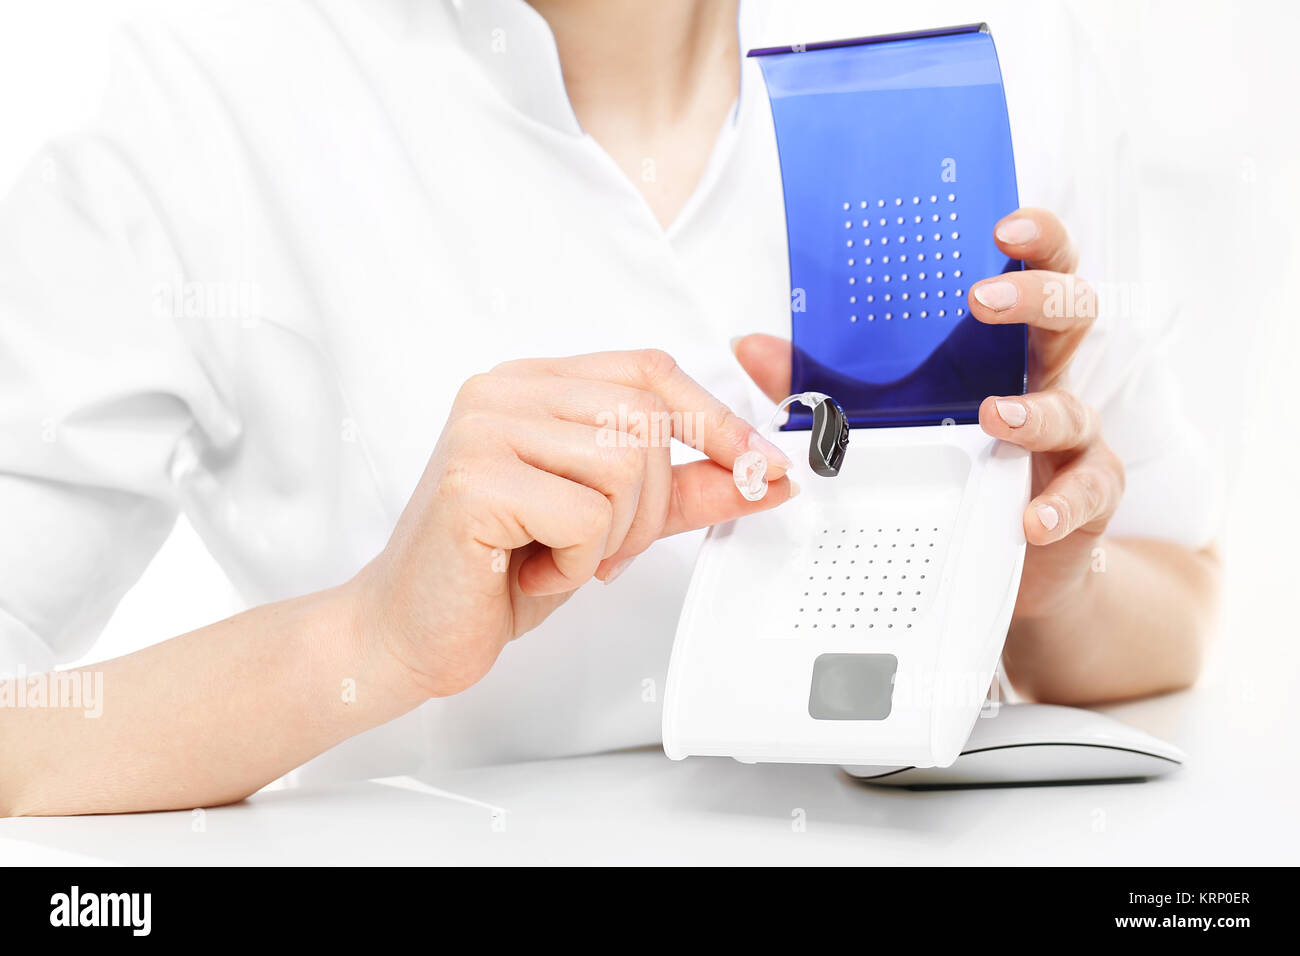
[842,703,1186,788]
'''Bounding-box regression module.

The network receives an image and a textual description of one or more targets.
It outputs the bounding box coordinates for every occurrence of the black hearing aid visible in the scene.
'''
[809,396,850,477]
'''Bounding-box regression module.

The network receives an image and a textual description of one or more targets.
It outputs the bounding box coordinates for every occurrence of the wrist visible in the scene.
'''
[336,564,441,708]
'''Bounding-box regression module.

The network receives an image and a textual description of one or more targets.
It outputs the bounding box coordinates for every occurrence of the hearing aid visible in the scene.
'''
[732,392,849,501]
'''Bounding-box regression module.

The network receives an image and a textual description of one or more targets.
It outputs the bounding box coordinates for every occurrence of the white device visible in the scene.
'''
[843,703,1187,787]
[662,423,1030,768]
[661,26,1034,771]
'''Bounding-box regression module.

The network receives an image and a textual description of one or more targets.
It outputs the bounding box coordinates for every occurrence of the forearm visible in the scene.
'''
[0,583,428,817]
[1003,537,1221,704]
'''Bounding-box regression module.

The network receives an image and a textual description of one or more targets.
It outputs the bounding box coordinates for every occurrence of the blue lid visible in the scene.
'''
[754,25,1027,428]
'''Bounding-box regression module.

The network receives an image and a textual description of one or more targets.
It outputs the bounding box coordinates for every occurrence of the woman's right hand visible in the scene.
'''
[351,349,798,698]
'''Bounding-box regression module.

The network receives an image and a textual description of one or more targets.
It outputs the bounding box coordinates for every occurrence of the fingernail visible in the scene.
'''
[995,218,1039,245]
[602,556,634,584]
[787,480,801,499]
[973,281,1019,312]
[995,398,1027,427]
[1035,504,1060,531]
[748,430,791,470]
[729,335,743,355]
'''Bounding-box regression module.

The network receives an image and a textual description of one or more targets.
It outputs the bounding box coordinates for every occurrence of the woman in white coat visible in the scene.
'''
[0,0,1220,815]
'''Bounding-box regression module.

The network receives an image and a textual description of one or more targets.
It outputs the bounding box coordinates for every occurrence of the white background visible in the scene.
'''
[1,0,1298,832]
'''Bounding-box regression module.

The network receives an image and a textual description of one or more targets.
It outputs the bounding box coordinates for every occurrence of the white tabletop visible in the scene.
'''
[3,681,1295,865]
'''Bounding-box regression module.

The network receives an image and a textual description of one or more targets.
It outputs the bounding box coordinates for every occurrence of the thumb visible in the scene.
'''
[660,460,798,539]
[732,333,792,404]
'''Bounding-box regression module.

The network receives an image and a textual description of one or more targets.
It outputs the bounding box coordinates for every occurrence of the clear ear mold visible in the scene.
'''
[732,450,769,502]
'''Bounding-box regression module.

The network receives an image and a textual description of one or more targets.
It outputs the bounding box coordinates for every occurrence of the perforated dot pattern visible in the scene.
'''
[792,522,951,633]
[842,193,966,324]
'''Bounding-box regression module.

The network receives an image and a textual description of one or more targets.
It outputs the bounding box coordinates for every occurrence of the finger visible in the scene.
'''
[595,439,671,580]
[1023,442,1126,546]
[472,460,613,596]
[494,349,792,479]
[455,373,678,447]
[659,459,800,539]
[978,390,1099,453]
[498,414,645,560]
[992,207,1079,274]
[967,269,1097,334]
[732,333,793,405]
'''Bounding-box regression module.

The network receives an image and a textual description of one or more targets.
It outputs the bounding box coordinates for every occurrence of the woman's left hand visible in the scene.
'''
[735,207,1123,621]
[967,207,1123,618]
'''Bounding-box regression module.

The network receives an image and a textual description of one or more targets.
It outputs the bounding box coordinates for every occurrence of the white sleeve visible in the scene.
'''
[1069,318,1221,551]
[0,28,232,672]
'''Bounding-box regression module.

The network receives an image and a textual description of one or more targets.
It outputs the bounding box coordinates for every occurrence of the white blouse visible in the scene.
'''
[0,0,1217,781]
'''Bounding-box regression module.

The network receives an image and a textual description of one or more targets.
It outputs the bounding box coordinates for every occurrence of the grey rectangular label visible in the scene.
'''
[808,653,898,720]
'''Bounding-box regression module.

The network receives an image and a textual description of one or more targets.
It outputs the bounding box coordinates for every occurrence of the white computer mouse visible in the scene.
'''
[843,703,1186,788]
